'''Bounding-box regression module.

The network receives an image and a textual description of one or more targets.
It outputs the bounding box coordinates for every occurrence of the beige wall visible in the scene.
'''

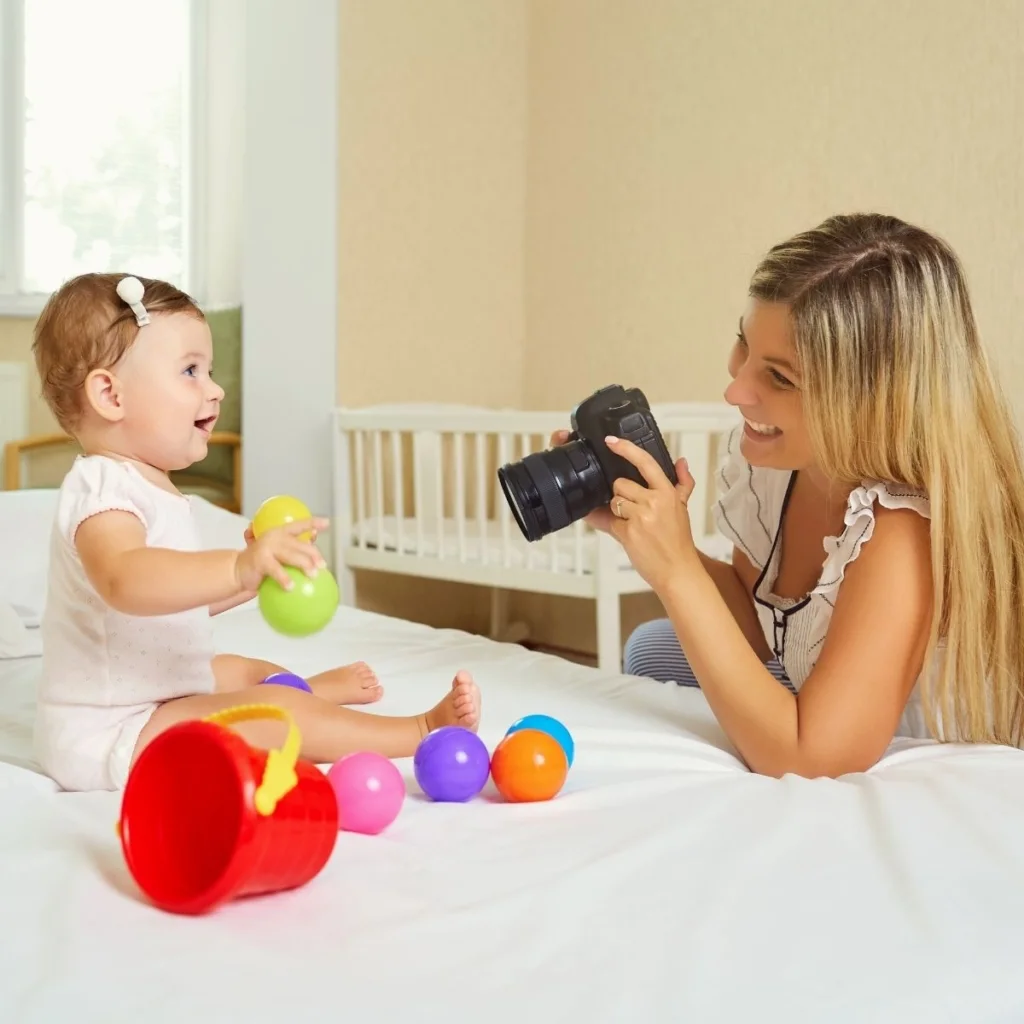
[525,0,1024,415]
[336,0,526,408]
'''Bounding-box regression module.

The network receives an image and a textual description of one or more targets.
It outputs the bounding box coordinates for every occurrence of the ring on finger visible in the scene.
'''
[614,497,625,518]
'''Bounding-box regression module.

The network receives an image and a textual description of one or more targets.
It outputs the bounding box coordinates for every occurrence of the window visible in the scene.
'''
[0,0,202,312]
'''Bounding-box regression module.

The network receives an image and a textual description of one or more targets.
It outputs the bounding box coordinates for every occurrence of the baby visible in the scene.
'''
[32,272,480,791]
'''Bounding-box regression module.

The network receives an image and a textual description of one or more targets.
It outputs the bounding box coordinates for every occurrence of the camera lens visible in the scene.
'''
[497,440,611,542]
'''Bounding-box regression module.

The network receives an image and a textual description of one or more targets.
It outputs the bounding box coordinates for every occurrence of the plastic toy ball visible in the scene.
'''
[490,728,568,803]
[413,726,491,802]
[327,752,406,835]
[506,714,574,767]
[258,671,313,693]
[258,566,339,637]
[252,495,314,541]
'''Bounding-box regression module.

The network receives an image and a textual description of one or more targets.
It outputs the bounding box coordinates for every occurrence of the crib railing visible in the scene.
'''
[332,402,739,598]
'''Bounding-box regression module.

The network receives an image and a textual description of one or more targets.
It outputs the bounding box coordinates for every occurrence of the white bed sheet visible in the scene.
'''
[1,605,1024,1023]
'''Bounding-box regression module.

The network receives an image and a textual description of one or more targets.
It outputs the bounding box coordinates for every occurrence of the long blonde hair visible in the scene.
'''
[750,213,1024,747]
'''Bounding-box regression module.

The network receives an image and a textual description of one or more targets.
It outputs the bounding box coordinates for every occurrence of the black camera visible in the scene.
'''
[497,385,677,542]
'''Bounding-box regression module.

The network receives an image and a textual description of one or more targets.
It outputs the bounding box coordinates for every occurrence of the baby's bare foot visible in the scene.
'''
[423,671,481,734]
[309,662,383,705]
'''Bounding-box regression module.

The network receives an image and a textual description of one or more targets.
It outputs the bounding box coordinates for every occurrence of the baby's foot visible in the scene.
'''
[423,671,481,734]
[311,662,383,705]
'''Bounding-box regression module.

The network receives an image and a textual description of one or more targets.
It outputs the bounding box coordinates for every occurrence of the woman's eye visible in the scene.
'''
[769,368,793,388]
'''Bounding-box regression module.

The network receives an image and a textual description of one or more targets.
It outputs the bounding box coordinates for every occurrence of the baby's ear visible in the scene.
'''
[83,368,125,422]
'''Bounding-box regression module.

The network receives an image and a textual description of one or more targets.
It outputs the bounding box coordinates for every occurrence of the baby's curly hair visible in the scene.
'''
[33,272,204,433]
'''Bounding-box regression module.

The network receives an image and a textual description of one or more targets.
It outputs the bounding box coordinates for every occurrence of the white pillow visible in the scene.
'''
[0,488,249,629]
[0,600,41,658]
[189,497,249,553]
[0,489,60,629]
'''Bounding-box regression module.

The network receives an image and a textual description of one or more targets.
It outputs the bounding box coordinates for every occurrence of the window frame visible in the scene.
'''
[0,0,207,316]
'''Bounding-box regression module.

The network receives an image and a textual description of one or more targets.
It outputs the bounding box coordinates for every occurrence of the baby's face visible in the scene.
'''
[115,312,224,472]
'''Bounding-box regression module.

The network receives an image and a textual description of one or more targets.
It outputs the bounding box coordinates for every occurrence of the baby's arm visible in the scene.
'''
[76,510,327,617]
[208,523,260,615]
[209,591,256,616]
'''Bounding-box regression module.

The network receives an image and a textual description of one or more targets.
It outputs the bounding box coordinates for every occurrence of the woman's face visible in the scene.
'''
[724,299,814,471]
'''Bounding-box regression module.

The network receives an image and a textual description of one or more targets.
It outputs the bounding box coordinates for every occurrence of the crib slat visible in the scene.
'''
[680,430,711,542]
[574,519,585,575]
[373,431,384,550]
[519,433,534,568]
[355,430,367,548]
[498,433,512,566]
[391,432,405,553]
[475,432,488,566]
[414,434,425,557]
[435,435,445,559]
[454,432,467,562]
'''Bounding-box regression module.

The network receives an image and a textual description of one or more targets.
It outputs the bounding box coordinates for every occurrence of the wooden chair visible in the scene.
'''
[3,432,243,513]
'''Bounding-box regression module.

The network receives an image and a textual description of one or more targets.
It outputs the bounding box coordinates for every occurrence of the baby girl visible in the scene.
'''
[32,272,480,791]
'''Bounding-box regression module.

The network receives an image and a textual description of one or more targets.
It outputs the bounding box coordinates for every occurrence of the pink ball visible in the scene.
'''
[326,752,406,835]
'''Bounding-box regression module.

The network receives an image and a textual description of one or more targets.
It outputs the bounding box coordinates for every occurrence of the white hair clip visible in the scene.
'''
[116,275,150,327]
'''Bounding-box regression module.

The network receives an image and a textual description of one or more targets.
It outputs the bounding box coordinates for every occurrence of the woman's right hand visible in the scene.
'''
[549,429,616,534]
[232,517,329,592]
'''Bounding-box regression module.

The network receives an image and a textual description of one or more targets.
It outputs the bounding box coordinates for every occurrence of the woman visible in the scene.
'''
[565,213,1024,777]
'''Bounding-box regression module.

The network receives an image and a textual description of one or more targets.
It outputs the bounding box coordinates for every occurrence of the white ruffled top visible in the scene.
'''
[712,426,932,737]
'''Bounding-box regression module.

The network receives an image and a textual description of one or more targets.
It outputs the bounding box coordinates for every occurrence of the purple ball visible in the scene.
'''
[413,726,490,802]
[259,671,313,693]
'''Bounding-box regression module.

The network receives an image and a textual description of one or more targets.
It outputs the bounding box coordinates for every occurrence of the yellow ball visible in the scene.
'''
[251,495,313,541]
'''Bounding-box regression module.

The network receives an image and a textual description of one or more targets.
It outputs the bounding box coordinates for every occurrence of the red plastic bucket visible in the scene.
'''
[119,704,338,915]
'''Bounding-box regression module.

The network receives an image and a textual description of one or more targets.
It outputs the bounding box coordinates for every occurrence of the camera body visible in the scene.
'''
[497,384,677,542]
[568,384,677,497]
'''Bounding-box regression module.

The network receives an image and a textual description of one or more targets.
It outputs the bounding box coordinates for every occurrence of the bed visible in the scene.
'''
[2,490,1024,1023]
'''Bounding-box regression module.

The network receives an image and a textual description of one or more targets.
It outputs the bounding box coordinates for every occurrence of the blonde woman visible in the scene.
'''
[568,213,1024,777]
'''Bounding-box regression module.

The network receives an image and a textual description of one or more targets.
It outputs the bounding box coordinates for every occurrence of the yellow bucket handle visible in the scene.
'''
[203,704,302,816]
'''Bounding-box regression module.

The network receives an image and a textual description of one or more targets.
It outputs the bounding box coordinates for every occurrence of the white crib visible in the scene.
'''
[331,401,740,671]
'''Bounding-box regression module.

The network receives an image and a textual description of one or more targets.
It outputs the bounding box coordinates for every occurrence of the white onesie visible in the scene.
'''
[34,456,216,791]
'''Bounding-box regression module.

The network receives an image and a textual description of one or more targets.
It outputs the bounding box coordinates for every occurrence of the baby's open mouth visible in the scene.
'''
[194,416,217,433]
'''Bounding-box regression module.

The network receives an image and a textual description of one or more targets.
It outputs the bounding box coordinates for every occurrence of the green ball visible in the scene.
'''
[258,565,339,637]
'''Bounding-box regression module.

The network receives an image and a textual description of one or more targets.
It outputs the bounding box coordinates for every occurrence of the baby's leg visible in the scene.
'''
[133,671,479,767]
[212,654,383,705]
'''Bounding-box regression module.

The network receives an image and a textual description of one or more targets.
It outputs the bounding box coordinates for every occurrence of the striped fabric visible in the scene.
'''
[623,618,796,693]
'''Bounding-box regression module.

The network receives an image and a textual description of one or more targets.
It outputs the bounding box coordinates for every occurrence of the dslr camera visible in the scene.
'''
[497,384,677,542]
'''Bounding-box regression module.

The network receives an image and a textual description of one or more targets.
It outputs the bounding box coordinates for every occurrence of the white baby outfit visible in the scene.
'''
[713,426,933,738]
[35,456,216,791]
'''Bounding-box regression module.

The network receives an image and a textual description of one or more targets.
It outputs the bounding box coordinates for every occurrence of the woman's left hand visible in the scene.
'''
[604,436,699,593]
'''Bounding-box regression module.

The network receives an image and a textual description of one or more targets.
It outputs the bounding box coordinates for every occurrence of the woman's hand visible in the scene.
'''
[603,436,699,593]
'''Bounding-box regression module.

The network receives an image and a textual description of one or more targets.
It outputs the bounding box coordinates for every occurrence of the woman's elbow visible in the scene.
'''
[767,744,883,780]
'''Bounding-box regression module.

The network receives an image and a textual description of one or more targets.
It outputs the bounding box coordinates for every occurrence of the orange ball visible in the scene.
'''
[490,728,568,803]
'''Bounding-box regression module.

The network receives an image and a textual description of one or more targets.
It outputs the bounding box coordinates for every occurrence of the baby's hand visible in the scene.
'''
[233,518,329,592]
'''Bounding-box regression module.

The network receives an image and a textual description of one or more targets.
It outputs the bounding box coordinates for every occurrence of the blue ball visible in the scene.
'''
[259,671,313,693]
[506,714,574,767]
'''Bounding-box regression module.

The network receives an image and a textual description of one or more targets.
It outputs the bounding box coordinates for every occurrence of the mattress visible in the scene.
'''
[2,603,1024,1023]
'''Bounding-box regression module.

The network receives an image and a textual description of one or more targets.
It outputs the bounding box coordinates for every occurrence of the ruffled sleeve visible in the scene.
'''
[56,457,151,545]
[813,481,931,598]
[712,425,788,569]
